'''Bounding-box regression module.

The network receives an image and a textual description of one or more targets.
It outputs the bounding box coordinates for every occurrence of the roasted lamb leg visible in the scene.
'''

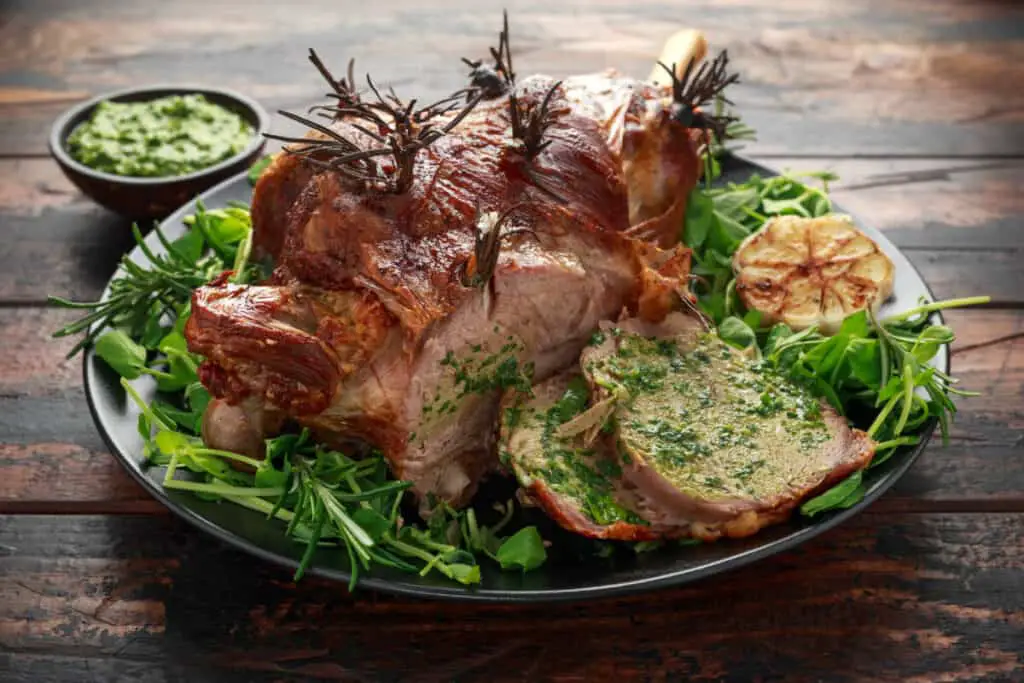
[185,20,733,507]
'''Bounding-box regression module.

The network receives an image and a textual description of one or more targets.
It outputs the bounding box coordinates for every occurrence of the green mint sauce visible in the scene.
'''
[66,94,253,177]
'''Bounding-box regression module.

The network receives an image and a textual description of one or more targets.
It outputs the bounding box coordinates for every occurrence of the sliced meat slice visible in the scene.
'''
[499,372,657,541]
[581,311,876,541]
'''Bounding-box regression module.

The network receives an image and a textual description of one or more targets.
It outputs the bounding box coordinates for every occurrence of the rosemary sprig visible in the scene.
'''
[268,65,482,193]
[462,9,515,98]
[708,95,757,158]
[508,81,565,160]
[49,221,224,358]
[659,50,739,139]
[308,49,360,109]
[457,205,539,289]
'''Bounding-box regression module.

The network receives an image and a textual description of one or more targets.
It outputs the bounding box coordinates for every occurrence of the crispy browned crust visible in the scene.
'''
[250,148,317,261]
[187,282,393,415]
[271,79,637,338]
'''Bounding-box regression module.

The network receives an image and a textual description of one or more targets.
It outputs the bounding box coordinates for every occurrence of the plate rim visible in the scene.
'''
[82,157,947,603]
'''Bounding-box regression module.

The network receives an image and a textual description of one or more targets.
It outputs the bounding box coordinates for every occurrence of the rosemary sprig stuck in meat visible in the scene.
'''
[462,9,515,98]
[266,63,482,193]
[457,204,540,296]
[308,49,360,109]
[658,50,739,139]
[508,81,566,160]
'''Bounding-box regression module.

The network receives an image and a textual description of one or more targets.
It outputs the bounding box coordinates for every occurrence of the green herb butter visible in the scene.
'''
[591,331,834,501]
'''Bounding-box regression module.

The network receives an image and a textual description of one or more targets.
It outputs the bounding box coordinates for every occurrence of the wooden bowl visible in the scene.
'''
[49,85,269,221]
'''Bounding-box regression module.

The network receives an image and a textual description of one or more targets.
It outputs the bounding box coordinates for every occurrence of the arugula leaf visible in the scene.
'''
[846,339,882,390]
[138,313,169,350]
[838,311,870,338]
[446,562,482,585]
[350,507,393,542]
[710,186,759,220]
[718,316,757,351]
[706,211,748,255]
[762,323,794,356]
[496,526,547,571]
[741,309,762,331]
[185,382,211,431]
[247,154,274,185]
[910,325,955,364]
[203,209,251,245]
[800,471,865,517]
[171,228,206,264]
[155,330,199,392]
[683,189,715,250]
[94,329,148,379]
[151,401,200,433]
[154,429,193,457]
[254,461,289,489]
[697,291,727,324]
[761,196,812,217]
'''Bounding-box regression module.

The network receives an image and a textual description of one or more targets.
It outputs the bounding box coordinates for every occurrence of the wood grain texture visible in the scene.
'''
[2,157,1021,303]
[0,0,1022,156]
[0,307,1020,514]
[1,513,1022,682]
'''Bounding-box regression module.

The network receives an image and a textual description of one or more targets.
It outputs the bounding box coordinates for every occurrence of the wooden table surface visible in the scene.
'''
[1,0,1023,681]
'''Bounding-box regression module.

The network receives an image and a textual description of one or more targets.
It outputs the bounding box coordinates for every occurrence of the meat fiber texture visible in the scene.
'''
[185,70,703,507]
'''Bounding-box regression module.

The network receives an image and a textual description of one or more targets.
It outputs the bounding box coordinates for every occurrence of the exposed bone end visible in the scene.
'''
[201,398,266,468]
[649,29,708,87]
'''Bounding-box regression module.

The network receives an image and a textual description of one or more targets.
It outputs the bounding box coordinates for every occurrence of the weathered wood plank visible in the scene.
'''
[0,653,271,683]
[0,654,189,683]
[0,0,1021,156]
[11,232,1017,304]
[4,156,1022,241]
[2,157,1021,303]
[0,308,1020,513]
[1,512,1021,682]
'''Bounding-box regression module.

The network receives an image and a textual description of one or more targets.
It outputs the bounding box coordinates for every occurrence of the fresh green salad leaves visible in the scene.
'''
[50,202,261,357]
[800,470,864,517]
[763,298,988,490]
[496,527,548,571]
[717,312,761,353]
[94,329,149,379]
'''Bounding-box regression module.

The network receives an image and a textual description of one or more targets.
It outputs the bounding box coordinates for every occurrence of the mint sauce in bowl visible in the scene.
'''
[50,85,268,220]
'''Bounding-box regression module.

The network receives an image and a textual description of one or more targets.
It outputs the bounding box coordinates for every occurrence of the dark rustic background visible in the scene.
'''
[1,0,1022,681]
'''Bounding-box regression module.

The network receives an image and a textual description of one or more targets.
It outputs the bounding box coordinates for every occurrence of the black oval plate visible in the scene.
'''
[84,156,946,602]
